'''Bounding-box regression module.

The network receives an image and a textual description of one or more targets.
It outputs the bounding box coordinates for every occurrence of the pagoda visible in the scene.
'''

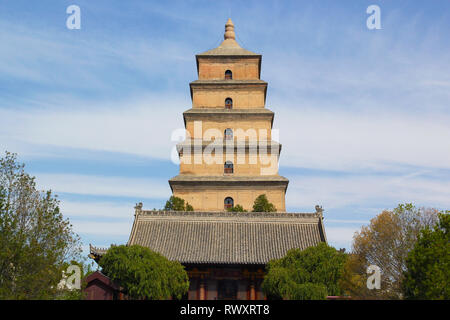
[170,18,288,212]
[90,19,327,300]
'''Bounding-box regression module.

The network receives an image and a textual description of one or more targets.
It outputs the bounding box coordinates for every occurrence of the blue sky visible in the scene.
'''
[1,0,450,252]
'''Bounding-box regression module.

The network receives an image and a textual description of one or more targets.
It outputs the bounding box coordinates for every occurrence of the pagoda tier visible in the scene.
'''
[190,80,267,109]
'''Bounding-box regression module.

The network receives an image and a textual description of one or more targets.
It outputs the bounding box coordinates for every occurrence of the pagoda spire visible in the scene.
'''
[224,18,235,40]
[220,18,240,48]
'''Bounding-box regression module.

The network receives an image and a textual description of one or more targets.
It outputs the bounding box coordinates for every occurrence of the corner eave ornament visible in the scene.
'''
[315,205,324,219]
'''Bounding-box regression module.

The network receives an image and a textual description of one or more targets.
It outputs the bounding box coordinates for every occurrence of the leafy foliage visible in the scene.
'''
[338,253,374,299]
[163,196,194,211]
[348,203,439,299]
[252,194,276,212]
[55,260,96,300]
[262,243,347,300]
[227,204,247,212]
[0,152,82,299]
[98,245,189,300]
[403,213,450,300]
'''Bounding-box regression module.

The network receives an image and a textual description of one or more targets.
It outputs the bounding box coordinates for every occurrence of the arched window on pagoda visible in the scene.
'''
[225,70,232,80]
[225,98,233,109]
[224,197,234,210]
[224,161,234,174]
[224,128,233,140]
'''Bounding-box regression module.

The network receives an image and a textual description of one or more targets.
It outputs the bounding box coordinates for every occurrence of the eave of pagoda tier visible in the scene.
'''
[190,80,267,108]
[183,108,274,129]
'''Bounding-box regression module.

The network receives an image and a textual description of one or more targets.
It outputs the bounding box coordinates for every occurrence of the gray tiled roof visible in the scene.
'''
[111,210,326,265]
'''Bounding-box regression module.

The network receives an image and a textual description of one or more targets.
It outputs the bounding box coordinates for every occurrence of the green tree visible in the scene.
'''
[163,196,194,211]
[348,203,439,299]
[227,204,247,212]
[262,243,347,300]
[403,212,450,300]
[338,253,374,299]
[0,152,82,299]
[252,194,276,212]
[98,244,189,300]
[55,260,96,300]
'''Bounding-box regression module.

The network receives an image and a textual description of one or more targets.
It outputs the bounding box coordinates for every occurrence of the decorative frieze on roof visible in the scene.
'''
[135,210,321,220]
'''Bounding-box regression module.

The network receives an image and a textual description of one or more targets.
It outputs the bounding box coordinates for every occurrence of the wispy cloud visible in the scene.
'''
[34,173,170,199]
[325,226,360,249]
[287,173,450,211]
[60,201,135,220]
[0,94,186,160]
[276,107,450,172]
[72,220,133,236]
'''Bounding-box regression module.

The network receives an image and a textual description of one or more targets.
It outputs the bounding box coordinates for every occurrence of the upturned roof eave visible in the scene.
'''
[182,108,275,129]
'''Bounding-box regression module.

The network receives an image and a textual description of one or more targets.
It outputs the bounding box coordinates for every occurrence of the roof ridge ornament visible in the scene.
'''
[315,205,324,219]
[134,202,143,216]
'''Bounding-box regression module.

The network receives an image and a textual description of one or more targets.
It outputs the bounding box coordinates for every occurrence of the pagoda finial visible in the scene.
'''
[224,18,235,40]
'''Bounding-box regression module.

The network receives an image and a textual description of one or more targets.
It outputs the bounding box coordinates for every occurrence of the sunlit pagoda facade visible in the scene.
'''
[171,18,287,212]
[90,19,327,300]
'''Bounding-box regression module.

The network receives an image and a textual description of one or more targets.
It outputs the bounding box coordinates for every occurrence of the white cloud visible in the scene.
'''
[276,107,450,172]
[33,173,170,199]
[72,220,132,236]
[325,226,360,249]
[286,173,450,211]
[0,94,186,162]
[60,201,135,219]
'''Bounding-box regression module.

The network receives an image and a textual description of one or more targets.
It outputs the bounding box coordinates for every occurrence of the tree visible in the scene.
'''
[227,204,247,212]
[403,212,449,300]
[98,245,189,300]
[55,260,96,300]
[348,203,439,299]
[163,196,194,211]
[252,194,276,212]
[262,242,347,300]
[339,253,375,299]
[0,152,82,299]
